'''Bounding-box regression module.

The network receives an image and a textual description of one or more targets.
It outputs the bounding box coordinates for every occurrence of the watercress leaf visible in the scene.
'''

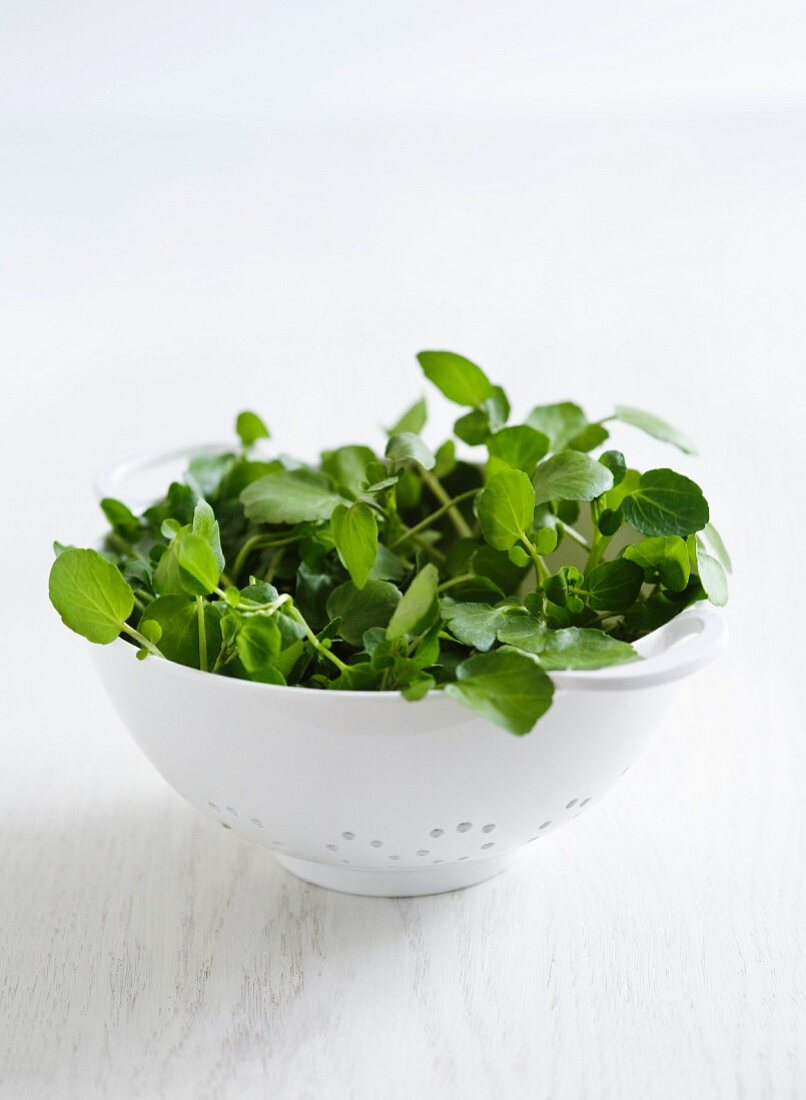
[533,527,558,555]
[495,614,549,654]
[320,445,377,496]
[386,564,439,640]
[605,467,641,510]
[236,410,270,447]
[525,402,587,450]
[445,650,555,735]
[401,673,435,701]
[515,625,639,669]
[701,522,732,573]
[417,349,496,407]
[599,450,627,486]
[508,545,531,568]
[100,497,141,542]
[597,508,623,536]
[433,439,457,480]
[192,497,225,571]
[484,386,511,431]
[326,580,402,646]
[49,548,134,644]
[477,469,535,551]
[174,532,220,596]
[623,536,691,592]
[139,595,222,669]
[614,405,697,455]
[388,397,427,436]
[533,452,614,505]
[695,537,730,606]
[369,543,406,582]
[236,615,282,671]
[241,469,346,525]
[412,621,441,669]
[621,468,709,537]
[385,432,436,471]
[487,425,550,476]
[331,502,378,590]
[470,544,527,593]
[586,559,644,611]
[330,661,383,691]
[186,453,236,498]
[440,600,515,652]
[568,423,609,452]
[454,408,491,445]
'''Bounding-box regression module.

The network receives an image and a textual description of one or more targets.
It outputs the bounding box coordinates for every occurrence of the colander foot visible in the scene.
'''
[273,851,523,897]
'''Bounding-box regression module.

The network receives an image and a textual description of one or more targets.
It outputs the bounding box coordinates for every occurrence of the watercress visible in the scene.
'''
[49,350,730,734]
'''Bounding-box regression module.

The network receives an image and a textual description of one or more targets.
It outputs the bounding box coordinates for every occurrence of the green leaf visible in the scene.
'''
[599,450,627,486]
[385,432,436,471]
[695,536,730,606]
[388,397,427,436]
[614,405,696,455]
[417,349,496,407]
[331,502,378,590]
[192,498,225,571]
[320,445,377,495]
[176,532,221,596]
[433,439,457,480]
[386,564,439,640]
[440,600,515,652]
[49,548,134,644]
[100,498,141,542]
[236,615,282,671]
[701,522,732,573]
[445,650,555,735]
[498,619,639,669]
[326,580,402,646]
[586,559,644,612]
[241,469,346,524]
[139,595,222,669]
[186,453,236,498]
[494,614,548,654]
[486,425,550,476]
[477,469,536,551]
[236,410,270,447]
[621,468,709,537]
[525,402,587,450]
[454,408,492,445]
[533,452,614,505]
[623,536,691,592]
[568,423,609,452]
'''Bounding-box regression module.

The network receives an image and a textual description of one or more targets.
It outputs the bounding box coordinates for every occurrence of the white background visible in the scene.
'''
[1,3,804,1098]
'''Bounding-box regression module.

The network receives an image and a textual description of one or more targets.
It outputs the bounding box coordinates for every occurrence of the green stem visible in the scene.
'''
[390,488,478,550]
[231,533,303,581]
[196,596,208,671]
[519,532,548,587]
[558,523,592,552]
[585,535,612,572]
[417,468,474,539]
[121,622,164,658]
[287,606,350,674]
[266,548,285,584]
[437,573,476,594]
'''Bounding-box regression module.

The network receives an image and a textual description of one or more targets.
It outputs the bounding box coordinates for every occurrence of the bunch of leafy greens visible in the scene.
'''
[49,350,730,735]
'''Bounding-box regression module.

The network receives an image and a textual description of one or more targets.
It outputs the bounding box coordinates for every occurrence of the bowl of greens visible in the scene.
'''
[49,351,729,896]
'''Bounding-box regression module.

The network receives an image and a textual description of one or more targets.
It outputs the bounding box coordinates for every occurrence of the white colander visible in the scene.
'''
[89,447,728,897]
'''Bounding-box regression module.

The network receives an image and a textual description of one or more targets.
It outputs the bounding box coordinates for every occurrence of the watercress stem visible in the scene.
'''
[121,622,164,658]
[196,595,208,671]
[417,467,474,539]
[390,489,478,550]
[287,606,350,674]
[519,532,548,586]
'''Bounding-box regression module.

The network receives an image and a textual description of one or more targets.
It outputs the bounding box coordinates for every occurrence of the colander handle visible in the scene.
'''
[551,603,728,691]
[93,443,232,510]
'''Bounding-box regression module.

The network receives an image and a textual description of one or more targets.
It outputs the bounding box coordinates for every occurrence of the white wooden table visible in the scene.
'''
[2,25,805,1092]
